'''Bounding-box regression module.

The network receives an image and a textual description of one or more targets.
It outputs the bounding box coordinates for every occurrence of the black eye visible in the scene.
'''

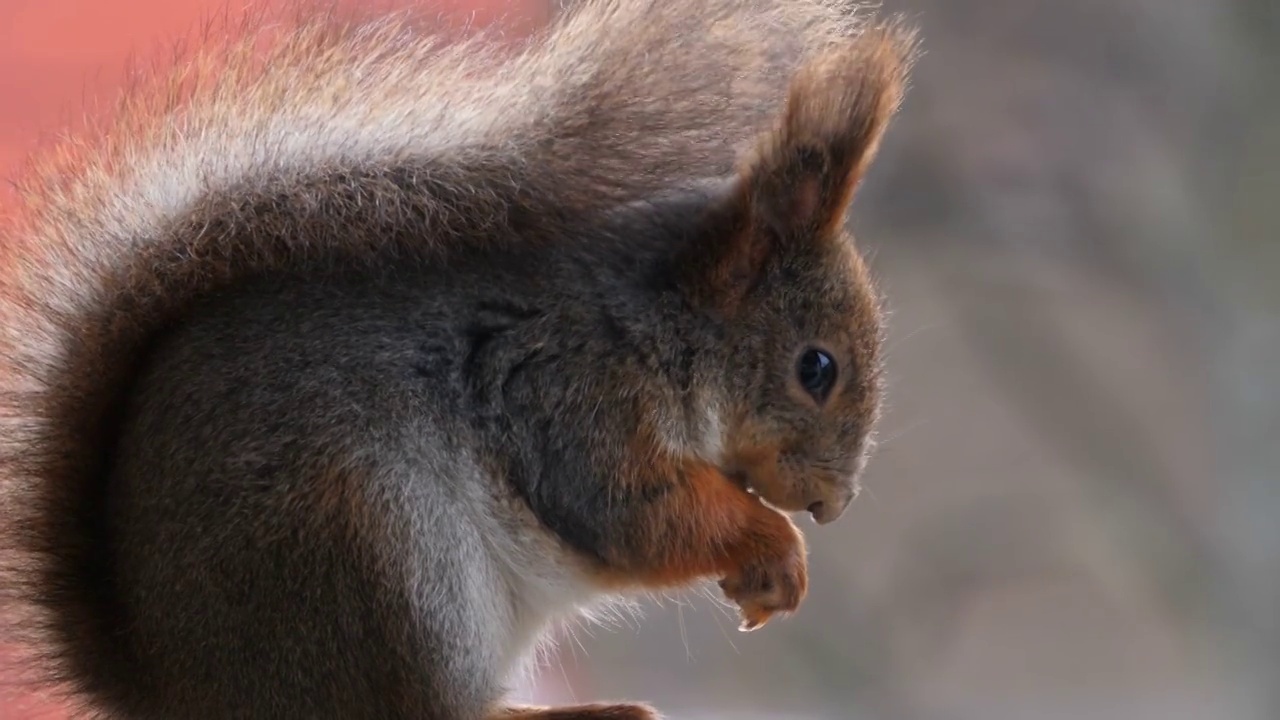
[796,348,838,403]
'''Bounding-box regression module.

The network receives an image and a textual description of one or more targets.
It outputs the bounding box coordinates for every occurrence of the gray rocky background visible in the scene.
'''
[522,2,1280,718]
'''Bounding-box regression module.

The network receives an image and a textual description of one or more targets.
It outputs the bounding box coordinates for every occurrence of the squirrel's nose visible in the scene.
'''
[807,482,857,525]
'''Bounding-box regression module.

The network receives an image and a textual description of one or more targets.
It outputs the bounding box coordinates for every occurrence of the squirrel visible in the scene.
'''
[0,1,916,718]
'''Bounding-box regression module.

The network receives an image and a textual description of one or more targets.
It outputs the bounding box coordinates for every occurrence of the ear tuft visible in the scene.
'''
[680,17,918,313]
[746,19,919,237]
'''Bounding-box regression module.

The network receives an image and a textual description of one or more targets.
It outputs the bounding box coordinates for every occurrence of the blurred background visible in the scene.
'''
[1,1,1275,718]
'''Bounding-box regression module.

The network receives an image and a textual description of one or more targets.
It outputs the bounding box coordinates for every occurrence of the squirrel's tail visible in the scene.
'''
[0,0,915,711]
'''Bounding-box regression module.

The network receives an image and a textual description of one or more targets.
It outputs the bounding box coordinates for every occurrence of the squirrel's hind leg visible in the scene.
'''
[493,703,660,719]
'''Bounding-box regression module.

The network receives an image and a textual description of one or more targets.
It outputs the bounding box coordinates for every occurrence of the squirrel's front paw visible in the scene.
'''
[718,525,808,631]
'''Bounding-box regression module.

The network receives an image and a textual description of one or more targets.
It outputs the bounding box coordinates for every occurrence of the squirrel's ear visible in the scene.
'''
[684,23,916,312]
[744,23,916,242]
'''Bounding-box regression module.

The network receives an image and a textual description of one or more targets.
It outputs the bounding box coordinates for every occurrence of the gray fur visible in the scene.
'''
[104,239,679,717]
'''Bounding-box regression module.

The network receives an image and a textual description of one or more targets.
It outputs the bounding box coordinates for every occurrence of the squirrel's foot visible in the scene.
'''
[495,703,660,719]
[718,520,809,631]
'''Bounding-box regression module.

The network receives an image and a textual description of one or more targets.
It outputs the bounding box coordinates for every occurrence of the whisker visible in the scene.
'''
[859,480,882,511]
[676,599,693,662]
[873,416,929,448]
[881,321,943,360]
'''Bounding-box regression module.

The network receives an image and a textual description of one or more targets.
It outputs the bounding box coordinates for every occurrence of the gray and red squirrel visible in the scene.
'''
[0,1,918,718]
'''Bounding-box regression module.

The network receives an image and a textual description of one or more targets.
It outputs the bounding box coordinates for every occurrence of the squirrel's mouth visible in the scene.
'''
[721,462,792,510]
[721,459,858,526]
[724,467,752,491]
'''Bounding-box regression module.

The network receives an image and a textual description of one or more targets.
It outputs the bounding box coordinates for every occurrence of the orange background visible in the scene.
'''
[0,3,545,717]
[0,0,549,187]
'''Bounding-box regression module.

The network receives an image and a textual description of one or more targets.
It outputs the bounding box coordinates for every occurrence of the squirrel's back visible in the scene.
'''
[0,1,915,717]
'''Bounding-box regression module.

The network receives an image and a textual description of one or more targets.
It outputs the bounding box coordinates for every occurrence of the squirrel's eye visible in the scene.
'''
[797,348,837,403]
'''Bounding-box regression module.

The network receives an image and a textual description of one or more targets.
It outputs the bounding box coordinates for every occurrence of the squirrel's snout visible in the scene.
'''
[807,482,857,525]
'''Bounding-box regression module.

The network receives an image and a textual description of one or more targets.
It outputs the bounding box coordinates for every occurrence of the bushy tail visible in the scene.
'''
[0,0,916,712]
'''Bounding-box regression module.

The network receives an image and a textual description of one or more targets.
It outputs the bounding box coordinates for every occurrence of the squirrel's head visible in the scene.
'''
[678,29,914,526]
